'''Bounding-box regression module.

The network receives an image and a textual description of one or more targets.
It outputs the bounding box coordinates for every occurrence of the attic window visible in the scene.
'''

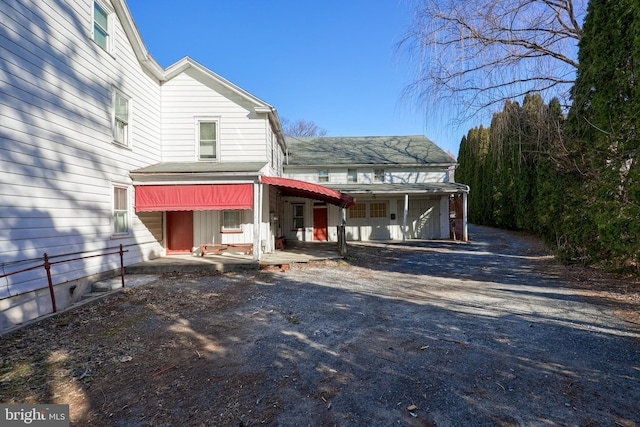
[318,169,329,183]
[198,120,218,160]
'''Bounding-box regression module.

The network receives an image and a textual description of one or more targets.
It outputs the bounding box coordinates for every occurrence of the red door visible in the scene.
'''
[313,207,328,241]
[166,211,193,253]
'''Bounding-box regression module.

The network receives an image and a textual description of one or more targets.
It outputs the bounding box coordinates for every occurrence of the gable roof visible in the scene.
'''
[112,1,286,149]
[285,135,456,167]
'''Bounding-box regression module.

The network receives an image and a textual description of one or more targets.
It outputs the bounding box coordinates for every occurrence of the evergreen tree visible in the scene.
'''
[566,0,640,270]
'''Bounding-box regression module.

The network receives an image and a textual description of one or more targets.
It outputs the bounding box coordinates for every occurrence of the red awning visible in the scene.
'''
[261,176,355,208]
[135,184,253,212]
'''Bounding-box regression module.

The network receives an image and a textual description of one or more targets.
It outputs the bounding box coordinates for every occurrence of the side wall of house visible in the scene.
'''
[0,0,163,329]
[161,68,270,163]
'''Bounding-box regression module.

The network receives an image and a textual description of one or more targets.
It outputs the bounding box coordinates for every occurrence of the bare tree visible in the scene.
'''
[282,118,328,137]
[400,0,586,117]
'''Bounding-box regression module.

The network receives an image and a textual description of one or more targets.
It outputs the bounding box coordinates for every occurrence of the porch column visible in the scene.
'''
[463,191,469,242]
[253,182,262,260]
[403,194,409,242]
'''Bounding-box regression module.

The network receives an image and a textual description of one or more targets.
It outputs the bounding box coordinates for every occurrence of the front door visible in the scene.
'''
[313,206,328,241]
[166,211,193,253]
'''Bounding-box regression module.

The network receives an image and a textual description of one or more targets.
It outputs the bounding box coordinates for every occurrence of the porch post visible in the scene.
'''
[462,191,469,242]
[253,182,262,260]
[403,193,409,242]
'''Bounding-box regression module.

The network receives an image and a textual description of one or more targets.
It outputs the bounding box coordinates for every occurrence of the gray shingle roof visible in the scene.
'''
[285,135,455,166]
[130,162,267,174]
[328,182,469,194]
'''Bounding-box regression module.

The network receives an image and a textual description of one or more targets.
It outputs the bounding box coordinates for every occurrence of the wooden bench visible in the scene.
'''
[200,243,253,256]
[200,244,228,256]
[226,244,253,255]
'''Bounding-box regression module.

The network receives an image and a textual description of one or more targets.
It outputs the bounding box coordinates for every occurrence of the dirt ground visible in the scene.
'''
[1,225,639,426]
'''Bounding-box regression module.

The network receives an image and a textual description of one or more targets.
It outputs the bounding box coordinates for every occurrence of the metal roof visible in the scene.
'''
[130,162,268,174]
[328,182,469,194]
[285,135,456,167]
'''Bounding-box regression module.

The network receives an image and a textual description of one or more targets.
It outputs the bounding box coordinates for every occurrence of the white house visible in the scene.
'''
[0,0,466,331]
[282,136,469,243]
[0,0,354,330]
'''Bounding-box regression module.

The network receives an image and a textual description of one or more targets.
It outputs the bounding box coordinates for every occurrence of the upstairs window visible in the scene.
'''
[374,168,385,183]
[113,91,129,146]
[93,2,110,51]
[347,168,358,183]
[198,121,217,160]
[113,186,128,235]
[318,169,329,183]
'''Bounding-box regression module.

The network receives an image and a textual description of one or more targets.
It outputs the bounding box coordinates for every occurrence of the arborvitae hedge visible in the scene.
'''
[457,1,640,274]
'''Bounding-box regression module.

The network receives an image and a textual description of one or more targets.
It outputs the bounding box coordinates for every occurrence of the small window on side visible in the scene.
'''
[318,169,329,183]
[113,186,128,234]
[93,2,110,51]
[114,91,129,146]
[222,210,242,231]
[199,121,217,160]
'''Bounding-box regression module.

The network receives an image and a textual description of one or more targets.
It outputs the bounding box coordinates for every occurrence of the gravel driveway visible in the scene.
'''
[1,225,639,426]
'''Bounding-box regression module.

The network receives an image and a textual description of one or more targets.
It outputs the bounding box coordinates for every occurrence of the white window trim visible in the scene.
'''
[221,210,243,232]
[112,183,131,237]
[195,117,221,161]
[92,0,114,53]
[112,88,131,148]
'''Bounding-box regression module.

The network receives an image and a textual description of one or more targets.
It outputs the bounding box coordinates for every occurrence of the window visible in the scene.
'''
[93,1,110,51]
[374,169,385,183]
[113,186,128,234]
[114,91,129,146]
[347,169,358,183]
[292,204,304,229]
[222,210,242,231]
[199,121,217,160]
[349,203,366,219]
[318,169,329,183]
[370,202,387,218]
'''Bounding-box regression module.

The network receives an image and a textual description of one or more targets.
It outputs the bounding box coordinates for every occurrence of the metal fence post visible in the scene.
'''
[43,253,57,313]
[120,244,125,288]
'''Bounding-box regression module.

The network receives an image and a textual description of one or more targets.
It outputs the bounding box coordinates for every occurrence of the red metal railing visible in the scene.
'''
[0,244,129,314]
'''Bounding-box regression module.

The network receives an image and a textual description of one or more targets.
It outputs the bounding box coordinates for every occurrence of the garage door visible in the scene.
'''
[399,199,440,239]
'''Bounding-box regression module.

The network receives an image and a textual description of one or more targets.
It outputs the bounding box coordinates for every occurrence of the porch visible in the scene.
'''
[125,241,343,275]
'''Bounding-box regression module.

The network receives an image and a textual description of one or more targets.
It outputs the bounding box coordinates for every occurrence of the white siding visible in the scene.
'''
[0,0,162,309]
[283,167,449,184]
[193,210,254,247]
[161,68,269,163]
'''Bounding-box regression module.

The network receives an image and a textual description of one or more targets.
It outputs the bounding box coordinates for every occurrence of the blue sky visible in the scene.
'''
[126,0,476,156]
